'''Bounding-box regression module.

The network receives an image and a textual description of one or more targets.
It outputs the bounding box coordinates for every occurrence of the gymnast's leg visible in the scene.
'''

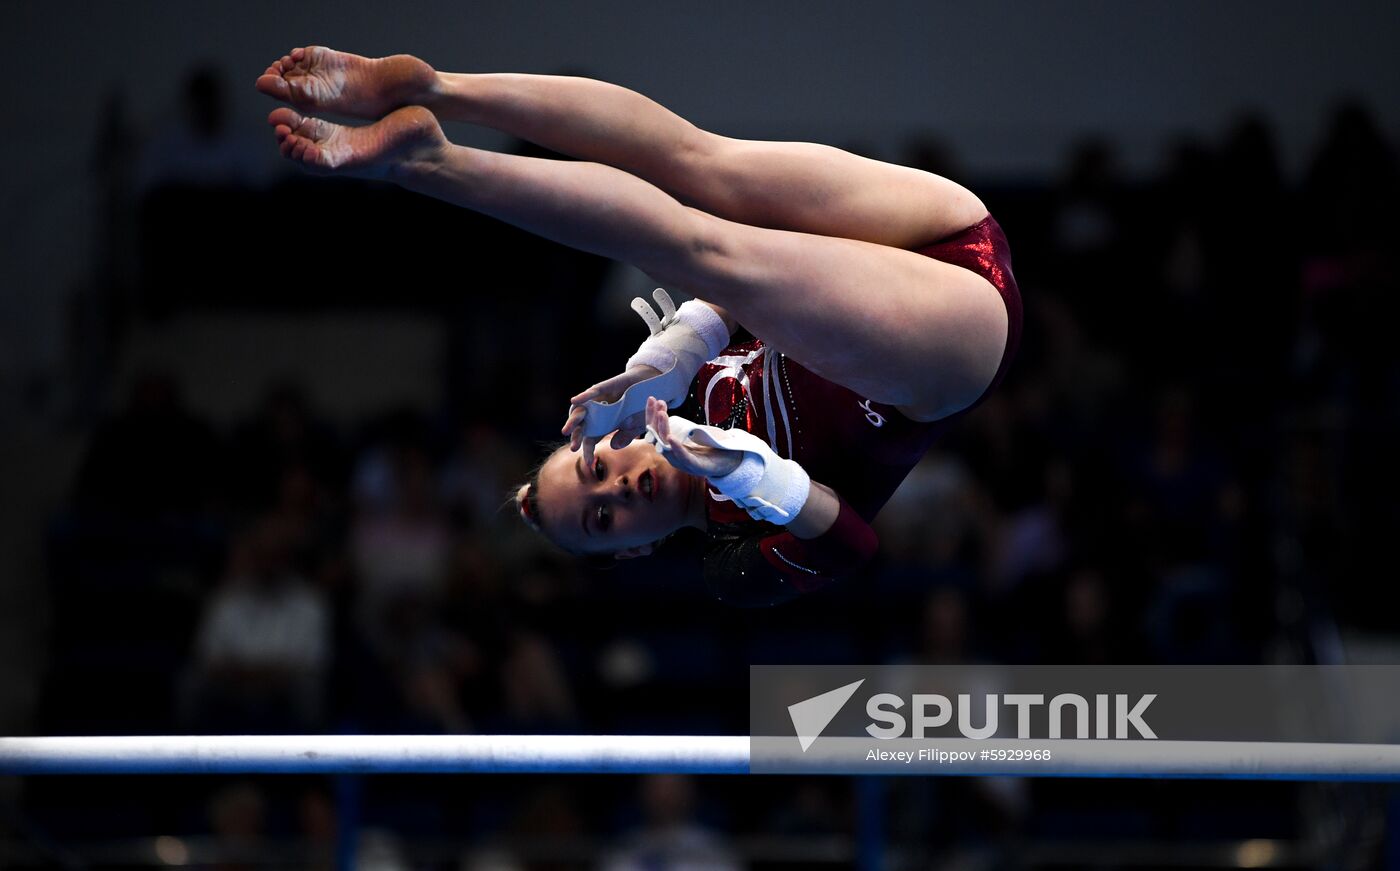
[267,105,1005,421]
[257,47,987,249]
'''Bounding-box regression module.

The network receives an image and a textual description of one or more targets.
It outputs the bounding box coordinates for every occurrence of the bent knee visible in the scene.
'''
[653,128,725,203]
[630,206,738,291]
[664,131,757,215]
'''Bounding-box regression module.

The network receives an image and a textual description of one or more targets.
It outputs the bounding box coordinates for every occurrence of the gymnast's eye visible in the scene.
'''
[593,459,606,481]
[597,504,611,532]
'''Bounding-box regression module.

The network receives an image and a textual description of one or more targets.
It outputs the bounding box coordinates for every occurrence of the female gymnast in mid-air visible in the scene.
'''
[257,46,1022,606]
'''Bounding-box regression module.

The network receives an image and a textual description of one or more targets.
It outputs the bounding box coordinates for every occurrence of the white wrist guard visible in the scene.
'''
[582,289,729,438]
[649,414,811,525]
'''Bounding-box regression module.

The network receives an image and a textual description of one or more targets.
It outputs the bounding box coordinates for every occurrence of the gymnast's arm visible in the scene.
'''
[783,478,841,539]
[562,297,737,460]
[698,299,737,335]
[704,496,879,608]
[642,399,870,605]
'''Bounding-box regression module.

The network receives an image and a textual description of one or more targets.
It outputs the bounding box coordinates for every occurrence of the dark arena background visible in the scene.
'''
[2,1,1399,868]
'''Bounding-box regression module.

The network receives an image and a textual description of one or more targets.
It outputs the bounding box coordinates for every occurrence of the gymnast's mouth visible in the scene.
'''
[641,469,655,501]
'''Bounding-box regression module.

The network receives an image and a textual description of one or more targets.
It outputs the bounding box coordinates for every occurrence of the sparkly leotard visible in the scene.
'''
[675,214,1022,606]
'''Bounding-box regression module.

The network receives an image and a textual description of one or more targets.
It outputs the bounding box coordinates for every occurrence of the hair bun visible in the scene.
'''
[517,483,541,531]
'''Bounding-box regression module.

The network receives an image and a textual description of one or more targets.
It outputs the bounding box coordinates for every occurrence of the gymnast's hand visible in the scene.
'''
[562,364,662,466]
[644,397,743,480]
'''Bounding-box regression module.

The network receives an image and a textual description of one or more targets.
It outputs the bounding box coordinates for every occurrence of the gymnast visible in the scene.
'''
[257,46,1022,606]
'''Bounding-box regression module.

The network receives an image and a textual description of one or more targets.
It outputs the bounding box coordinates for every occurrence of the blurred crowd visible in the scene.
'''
[17,67,1400,868]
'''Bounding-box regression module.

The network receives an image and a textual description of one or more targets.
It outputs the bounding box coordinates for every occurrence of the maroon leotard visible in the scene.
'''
[674,214,1022,606]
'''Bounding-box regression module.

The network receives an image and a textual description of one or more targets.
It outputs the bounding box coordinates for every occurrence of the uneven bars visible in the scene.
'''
[5,736,1400,780]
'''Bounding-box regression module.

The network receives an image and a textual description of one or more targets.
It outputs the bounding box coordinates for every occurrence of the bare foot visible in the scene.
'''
[256,46,435,119]
[268,105,445,178]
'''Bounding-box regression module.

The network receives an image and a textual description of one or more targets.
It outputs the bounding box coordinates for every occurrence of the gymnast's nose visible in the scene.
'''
[614,474,632,500]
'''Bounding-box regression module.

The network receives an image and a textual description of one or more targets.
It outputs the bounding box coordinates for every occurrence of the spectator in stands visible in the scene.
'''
[184,515,330,732]
[603,774,740,871]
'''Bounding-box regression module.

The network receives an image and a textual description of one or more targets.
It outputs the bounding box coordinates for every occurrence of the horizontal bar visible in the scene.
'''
[0,735,749,775]
[3,736,1400,779]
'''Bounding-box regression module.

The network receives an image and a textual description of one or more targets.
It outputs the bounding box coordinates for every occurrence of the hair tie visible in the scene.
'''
[518,484,541,531]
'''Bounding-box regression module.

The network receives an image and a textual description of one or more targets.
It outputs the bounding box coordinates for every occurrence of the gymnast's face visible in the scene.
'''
[535,436,700,557]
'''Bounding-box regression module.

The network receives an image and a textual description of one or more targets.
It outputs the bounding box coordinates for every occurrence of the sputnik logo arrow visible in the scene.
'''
[787,679,865,752]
